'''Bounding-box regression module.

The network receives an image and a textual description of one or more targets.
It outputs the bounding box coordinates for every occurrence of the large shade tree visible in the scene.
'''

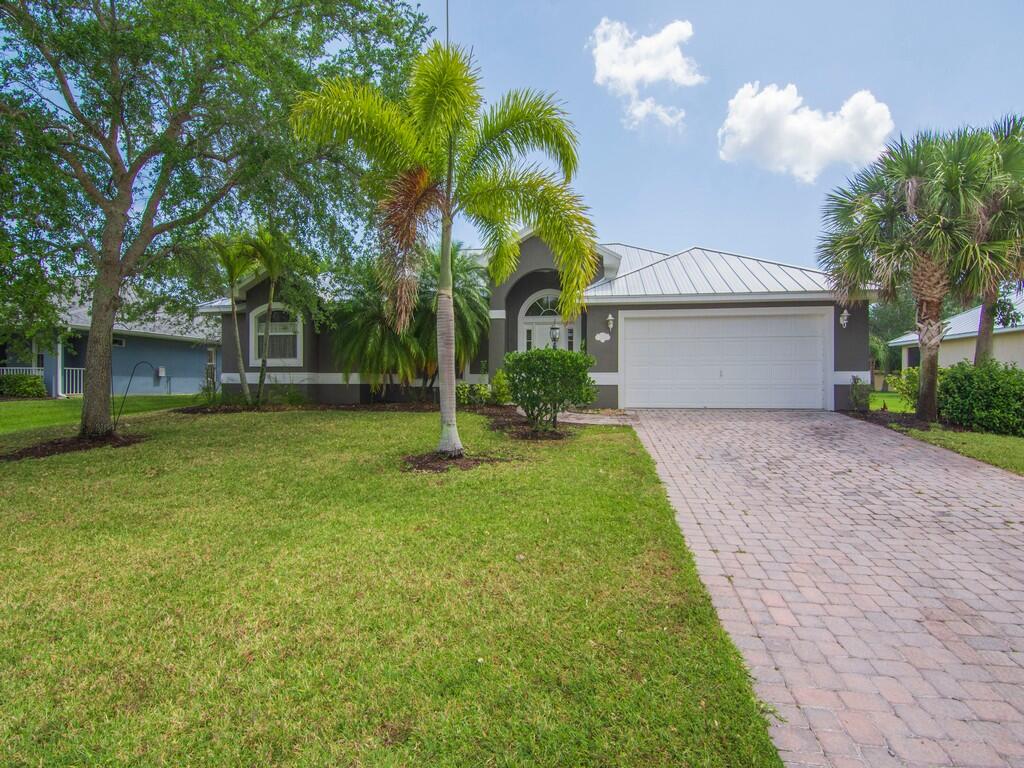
[293,42,597,456]
[0,0,428,437]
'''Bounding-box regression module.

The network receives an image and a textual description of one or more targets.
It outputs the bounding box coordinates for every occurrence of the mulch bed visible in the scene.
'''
[0,432,147,462]
[402,452,506,473]
[843,409,935,431]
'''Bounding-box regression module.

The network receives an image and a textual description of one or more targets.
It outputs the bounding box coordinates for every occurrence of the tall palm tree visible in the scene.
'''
[958,117,1024,364]
[246,226,299,406]
[334,258,423,397]
[292,42,597,457]
[210,233,256,404]
[412,240,490,391]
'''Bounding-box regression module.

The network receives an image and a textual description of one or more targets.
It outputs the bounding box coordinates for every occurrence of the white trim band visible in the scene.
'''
[221,371,489,387]
[488,309,506,319]
[590,371,620,386]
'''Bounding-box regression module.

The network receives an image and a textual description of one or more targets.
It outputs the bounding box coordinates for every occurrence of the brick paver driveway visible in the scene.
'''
[634,410,1024,768]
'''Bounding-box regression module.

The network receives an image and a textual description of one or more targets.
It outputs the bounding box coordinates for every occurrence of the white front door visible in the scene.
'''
[620,309,829,409]
[518,291,578,352]
[520,317,578,351]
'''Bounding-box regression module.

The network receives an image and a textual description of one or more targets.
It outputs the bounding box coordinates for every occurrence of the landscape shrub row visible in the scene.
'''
[0,373,47,398]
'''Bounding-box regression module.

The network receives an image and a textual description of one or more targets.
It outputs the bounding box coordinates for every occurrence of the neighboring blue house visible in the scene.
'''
[1,298,221,397]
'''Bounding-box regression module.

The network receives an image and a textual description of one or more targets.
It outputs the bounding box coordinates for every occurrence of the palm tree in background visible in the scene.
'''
[956,117,1024,364]
[334,258,423,397]
[210,233,256,404]
[246,227,303,406]
[412,240,489,392]
[820,129,1024,420]
[292,41,597,456]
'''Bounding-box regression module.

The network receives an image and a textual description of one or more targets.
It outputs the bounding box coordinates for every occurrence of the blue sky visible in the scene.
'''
[418,0,1024,268]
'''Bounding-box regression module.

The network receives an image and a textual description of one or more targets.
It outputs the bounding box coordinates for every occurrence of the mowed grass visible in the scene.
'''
[869,391,913,413]
[0,411,781,767]
[906,426,1024,476]
[0,394,196,435]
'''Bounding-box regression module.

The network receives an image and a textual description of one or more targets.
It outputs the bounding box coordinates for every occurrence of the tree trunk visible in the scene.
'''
[911,255,948,422]
[230,294,252,404]
[256,280,275,405]
[974,284,998,365]
[79,266,121,437]
[436,219,463,457]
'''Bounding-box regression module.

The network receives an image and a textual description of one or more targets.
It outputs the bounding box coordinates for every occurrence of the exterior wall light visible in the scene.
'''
[839,309,850,329]
[549,325,561,345]
[606,313,615,332]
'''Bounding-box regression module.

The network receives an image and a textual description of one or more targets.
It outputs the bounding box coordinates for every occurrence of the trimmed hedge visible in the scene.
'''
[503,348,596,430]
[0,373,47,398]
[939,361,1024,436]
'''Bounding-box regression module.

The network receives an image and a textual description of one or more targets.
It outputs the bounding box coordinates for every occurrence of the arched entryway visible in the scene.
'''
[517,289,578,352]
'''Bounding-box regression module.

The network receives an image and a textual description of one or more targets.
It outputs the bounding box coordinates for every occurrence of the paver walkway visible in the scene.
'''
[634,410,1024,768]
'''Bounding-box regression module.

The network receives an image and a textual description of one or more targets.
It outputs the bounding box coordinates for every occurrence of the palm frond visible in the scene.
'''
[407,42,481,155]
[459,89,579,184]
[291,78,424,175]
[461,164,597,318]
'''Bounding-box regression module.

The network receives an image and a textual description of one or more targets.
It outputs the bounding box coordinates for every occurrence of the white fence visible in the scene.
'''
[63,367,85,396]
[0,366,44,377]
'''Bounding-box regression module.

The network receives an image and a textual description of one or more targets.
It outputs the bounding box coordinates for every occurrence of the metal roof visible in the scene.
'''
[889,293,1024,347]
[585,245,832,301]
[64,297,221,344]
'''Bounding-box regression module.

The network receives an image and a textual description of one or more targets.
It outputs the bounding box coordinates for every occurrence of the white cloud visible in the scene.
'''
[717,82,894,182]
[590,17,705,129]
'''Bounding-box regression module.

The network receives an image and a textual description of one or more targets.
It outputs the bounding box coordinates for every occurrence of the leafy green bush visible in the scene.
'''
[488,368,512,405]
[939,361,1024,436]
[503,348,596,430]
[455,381,490,406]
[888,366,919,409]
[847,376,871,412]
[0,373,47,398]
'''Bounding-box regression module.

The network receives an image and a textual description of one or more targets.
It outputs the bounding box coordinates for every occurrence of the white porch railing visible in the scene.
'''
[0,366,44,377]
[63,367,85,396]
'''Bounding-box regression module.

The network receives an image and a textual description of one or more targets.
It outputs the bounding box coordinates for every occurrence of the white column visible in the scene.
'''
[56,340,64,398]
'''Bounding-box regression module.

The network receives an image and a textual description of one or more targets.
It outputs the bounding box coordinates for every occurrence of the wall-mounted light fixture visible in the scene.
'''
[549,325,561,345]
[606,313,615,332]
[839,309,851,329]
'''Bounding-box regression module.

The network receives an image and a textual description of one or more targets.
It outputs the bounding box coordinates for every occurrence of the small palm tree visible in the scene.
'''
[821,128,1024,420]
[210,233,256,404]
[956,117,1024,364]
[412,240,489,391]
[245,226,301,406]
[334,258,423,397]
[292,42,597,456]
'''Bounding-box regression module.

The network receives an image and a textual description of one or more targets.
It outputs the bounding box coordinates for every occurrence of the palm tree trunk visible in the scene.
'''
[436,217,464,457]
[256,280,275,406]
[230,294,252,404]
[911,255,949,422]
[974,284,998,365]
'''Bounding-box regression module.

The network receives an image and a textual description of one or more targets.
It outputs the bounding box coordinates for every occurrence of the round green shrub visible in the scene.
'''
[0,373,47,398]
[503,348,596,430]
[939,360,1024,436]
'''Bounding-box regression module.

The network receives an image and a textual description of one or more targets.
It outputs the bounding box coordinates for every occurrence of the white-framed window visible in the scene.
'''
[112,337,126,348]
[248,303,303,367]
[206,346,217,366]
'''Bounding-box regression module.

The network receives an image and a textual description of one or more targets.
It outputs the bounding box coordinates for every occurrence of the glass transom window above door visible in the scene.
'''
[519,293,577,352]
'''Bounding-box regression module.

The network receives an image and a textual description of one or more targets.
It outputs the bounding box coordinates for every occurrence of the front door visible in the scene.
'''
[518,293,578,352]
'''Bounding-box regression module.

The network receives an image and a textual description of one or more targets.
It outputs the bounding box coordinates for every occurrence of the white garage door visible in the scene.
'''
[621,311,828,409]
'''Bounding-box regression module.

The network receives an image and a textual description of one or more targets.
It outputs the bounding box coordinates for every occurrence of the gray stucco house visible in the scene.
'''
[204,230,869,410]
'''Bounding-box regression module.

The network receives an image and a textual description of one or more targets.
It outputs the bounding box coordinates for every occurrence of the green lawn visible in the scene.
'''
[906,426,1024,476]
[0,394,196,435]
[0,411,780,767]
[869,391,913,413]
